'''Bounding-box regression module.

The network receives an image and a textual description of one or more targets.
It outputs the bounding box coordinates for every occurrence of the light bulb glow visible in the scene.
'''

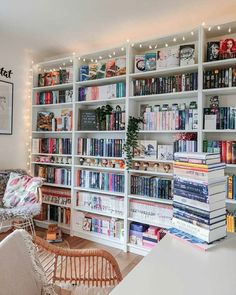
[217,25,221,30]
[182,36,185,41]
[229,27,232,33]
[173,38,176,42]
[191,31,194,35]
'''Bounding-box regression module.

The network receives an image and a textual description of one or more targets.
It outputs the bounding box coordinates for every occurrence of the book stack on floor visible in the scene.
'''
[172,152,227,244]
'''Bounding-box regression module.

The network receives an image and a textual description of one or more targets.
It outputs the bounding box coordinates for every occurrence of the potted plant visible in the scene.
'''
[96,104,113,130]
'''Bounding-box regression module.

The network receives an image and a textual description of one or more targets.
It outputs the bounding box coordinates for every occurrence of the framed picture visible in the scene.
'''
[0,80,13,135]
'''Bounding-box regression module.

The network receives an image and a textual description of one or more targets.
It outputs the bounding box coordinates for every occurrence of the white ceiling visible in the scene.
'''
[1,0,236,61]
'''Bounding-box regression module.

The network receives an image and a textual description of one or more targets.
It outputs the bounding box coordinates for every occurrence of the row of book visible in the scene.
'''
[37,110,73,132]
[172,152,226,243]
[207,39,236,62]
[227,175,236,200]
[129,222,165,249]
[133,73,198,96]
[129,199,173,227]
[77,138,124,158]
[38,68,73,87]
[80,213,124,240]
[203,106,236,130]
[32,138,72,155]
[130,175,172,200]
[77,192,124,217]
[203,67,236,89]
[35,90,73,105]
[226,212,236,233]
[79,58,126,81]
[203,140,236,164]
[142,102,198,131]
[97,109,125,131]
[35,204,71,225]
[78,82,125,101]
[134,44,195,72]
[36,166,71,186]
[173,139,197,153]
[41,186,71,206]
[77,170,125,193]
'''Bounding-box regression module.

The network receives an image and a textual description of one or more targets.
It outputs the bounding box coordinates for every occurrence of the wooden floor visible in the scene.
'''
[1,227,143,278]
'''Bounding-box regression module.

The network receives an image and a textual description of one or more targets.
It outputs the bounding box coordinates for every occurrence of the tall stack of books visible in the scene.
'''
[172,152,226,243]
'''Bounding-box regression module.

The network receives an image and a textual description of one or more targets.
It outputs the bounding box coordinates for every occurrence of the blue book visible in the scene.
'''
[79,65,89,81]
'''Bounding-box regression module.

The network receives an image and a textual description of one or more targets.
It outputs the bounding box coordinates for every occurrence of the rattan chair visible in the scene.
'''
[33,235,123,291]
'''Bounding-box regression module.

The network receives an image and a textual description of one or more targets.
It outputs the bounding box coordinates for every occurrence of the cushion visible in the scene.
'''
[3,172,43,208]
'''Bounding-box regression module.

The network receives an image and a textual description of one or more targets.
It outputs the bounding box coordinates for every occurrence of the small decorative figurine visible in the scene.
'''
[79,158,85,165]
[134,161,140,170]
[163,164,171,173]
[143,162,149,171]
[154,163,160,171]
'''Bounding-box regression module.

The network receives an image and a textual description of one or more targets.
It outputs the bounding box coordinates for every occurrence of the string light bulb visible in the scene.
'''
[83,58,86,62]
[149,45,152,49]
[154,45,158,49]
[113,51,116,55]
[191,31,194,35]
[229,27,232,33]
[78,57,81,60]
[139,44,142,48]
[208,26,212,31]
[126,39,130,43]
[217,25,221,30]
[182,36,185,41]
[99,56,102,59]
[165,43,168,47]
[131,43,134,47]
[121,47,124,51]
[202,22,206,26]
[72,52,76,56]
[173,38,176,42]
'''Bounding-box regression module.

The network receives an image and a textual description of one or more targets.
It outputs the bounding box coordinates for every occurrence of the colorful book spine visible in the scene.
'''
[203,140,236,164]
[32,138,72,155]
[35,165,71,186]
[203,67,236,89]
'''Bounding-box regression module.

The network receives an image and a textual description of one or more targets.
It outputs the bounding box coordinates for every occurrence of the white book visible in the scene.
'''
[205,114,216,130]
[172,217,226,243]
[173,167,224,181]
[32,139,40,154]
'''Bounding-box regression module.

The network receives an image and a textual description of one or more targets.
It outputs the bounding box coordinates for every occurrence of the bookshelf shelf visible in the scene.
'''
[42,201,71,208]
[35,220,70,231]
[129,64,198,79]
[33,83,73,92]
[76,75,126,87]
[74,187,125,197]
[225,199,236,204]
[74,206,124,219]
[31,162,72,167]
[128,194,173,205]
[128,217,171,229]
[129,91,198,102]
[31,21,236,254]
[128,169,173,177]
[32,102,73,108]
[75,97,126,106]
[127,243,151,256]
[43,183,71,189]
[75,165,124,172]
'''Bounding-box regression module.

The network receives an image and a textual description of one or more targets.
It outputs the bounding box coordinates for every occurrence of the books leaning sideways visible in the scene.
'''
[172,152,226,244]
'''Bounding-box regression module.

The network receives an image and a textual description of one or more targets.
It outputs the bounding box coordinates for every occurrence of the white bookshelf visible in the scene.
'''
[31,21,236,254]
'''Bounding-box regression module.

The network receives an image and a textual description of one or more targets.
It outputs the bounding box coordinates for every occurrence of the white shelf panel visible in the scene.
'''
[43,183,71,189]
[203,58,236,69]
[139,130,198,134]
[32,102,73,108]
[74,155,124,160]
[203,129,236,133]
[75,130,125,134]
[75,97,125,106]
[42,201,71,208]
[129,90,198,102]
[32,162,71,167]
[75,165,124,172]
[226,199,236,205]
[35,220,70,231]
[73,230,124,250]
[128,217,171,228]
[202,87,236,95]
[128,194,173,205]
[226,164,236,168]
[32,131,72,134]
[76,75,126,87]
[127,243,151,256]
[128,169,173,177]
[129,64,198,79]
[32,153,72,157]
[33,83,73,92]
[74,206,124,219]
[74,187,125,197]
[132,158,173,164]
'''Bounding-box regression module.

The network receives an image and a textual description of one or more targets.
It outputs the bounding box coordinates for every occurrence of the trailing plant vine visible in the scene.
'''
[124,116,144,169]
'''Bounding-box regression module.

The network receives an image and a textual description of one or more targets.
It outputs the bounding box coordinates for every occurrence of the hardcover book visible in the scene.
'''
[106,59,116,77]
[134,55,145,73]
[179,44,195,66]
[96,61,106,79]
[134,140,157,159]
[89,63,97,80]
[207,42,220,62]
[145,52,156,71]
[79,65,89,81]
[158,145,174,160]
[37,111,54,131]
[115,57,126,76]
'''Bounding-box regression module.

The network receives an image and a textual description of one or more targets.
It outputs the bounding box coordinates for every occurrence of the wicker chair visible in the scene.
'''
[33,235,122,292]
[0,169,43,236]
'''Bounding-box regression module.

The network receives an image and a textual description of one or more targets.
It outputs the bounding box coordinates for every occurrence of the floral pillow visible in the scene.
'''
[3,173,43,208]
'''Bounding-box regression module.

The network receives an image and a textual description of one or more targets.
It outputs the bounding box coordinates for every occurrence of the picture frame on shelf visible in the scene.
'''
[0,80,13,135]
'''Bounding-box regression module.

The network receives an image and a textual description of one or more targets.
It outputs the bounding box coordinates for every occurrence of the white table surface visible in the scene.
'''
[111,234,236,295]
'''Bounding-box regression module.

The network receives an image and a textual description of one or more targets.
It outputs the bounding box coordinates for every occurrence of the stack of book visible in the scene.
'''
[172,152,226,243]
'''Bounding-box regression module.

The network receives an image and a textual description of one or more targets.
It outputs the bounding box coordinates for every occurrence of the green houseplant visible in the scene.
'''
[124,116,144,169]
[95,104,113,130]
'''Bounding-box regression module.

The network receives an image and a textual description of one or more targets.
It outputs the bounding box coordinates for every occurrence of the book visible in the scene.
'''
[79,109,98,131]
[134,140,157,159]
[37,112,54,131]
[106,59,116,77]
[166,46,180,67]
[89,63,97,80]
[96,60,106,79]
[179,44,195,66]
[145,52,156,71]
[134,55,145,73]
[79,65,89,81]
[207,42,220,62]
[157,145,174,160]
[115,57,126,76]
[156,48,168,68]
[204,114,217,129]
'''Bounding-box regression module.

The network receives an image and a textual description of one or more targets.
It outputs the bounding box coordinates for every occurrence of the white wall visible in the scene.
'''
[0,37,31,170]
